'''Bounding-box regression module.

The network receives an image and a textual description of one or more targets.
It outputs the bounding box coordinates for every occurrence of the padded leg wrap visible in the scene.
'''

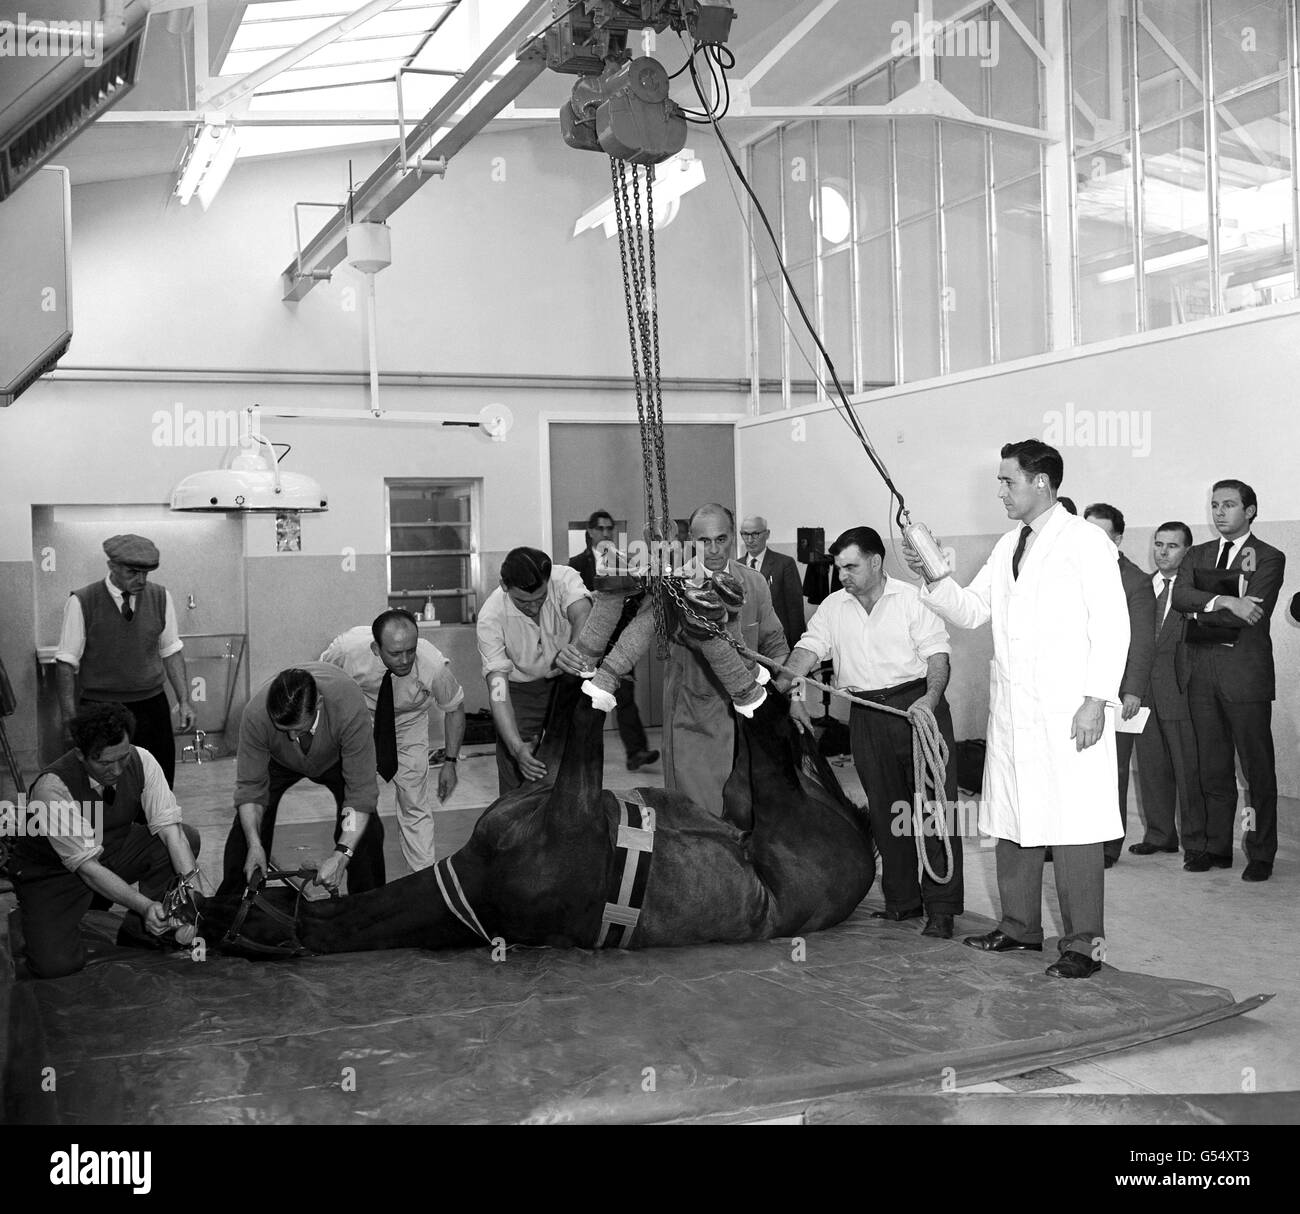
[582,680,618,713]
[695,633,763,707]
[574,591,628,664]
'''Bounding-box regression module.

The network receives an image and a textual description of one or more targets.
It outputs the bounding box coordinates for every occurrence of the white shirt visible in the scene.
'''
[1204,533,1251,612]
[1152,571,1178,626]
[477,566,591,682]
[743,549,767,570]
[55,575,184,668]
[793,578,950,691]
[28,746,183,872]
[320,627,465,719]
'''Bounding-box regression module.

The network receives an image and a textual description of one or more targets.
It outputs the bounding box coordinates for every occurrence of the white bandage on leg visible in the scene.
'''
[581,680,618,713]
[734,688,767,718]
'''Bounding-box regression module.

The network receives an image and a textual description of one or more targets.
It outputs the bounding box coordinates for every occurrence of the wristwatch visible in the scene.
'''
[334,842,354,858]
[445,755,459,764]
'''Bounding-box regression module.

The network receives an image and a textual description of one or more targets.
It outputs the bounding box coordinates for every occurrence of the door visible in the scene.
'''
[32,504,248,763]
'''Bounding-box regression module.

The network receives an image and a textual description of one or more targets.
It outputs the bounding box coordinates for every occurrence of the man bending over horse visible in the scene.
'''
[10,702,201,978]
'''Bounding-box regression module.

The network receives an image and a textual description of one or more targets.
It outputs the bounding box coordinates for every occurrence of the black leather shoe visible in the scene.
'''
[1103,855,1117,869]
[963,929,1041,953]
[1183,851,1212,872]
[922,912,954,939]
[626,749,660,771]
[1242,861,1273,882]
[871,906,924,922]
[1129,842,1178,855]
[1208,852,1233,869]
[1046,950,1101,979]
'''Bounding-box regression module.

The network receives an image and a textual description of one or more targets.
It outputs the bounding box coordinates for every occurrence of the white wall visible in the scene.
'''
[737,305,1300,795]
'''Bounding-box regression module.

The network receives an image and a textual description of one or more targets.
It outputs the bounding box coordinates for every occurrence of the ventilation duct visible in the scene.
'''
[0,0,148,202]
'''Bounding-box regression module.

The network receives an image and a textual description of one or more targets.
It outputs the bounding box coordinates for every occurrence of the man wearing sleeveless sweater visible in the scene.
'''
[55,534,195,789]
[10,702,202,979]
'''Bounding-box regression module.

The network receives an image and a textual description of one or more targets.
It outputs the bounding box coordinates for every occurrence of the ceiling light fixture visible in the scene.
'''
[175,117,240,210]
[170,420,328,513]
[573,149,706,238]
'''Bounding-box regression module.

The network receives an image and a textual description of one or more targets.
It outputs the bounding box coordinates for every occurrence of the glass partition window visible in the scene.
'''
[386,479,480,624]
[745,0,1298,412]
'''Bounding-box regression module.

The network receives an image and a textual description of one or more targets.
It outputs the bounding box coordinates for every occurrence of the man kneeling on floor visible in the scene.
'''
[10,702,202,979]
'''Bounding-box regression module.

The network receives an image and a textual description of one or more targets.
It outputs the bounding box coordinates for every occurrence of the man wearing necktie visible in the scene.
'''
[55,534,195,789]
[739,515,807,650]
[904,440,1129,980]
[1082,504,1157,869]
[1132,522,1203,858]
[321,610,466,872]
[219,663,382,896]
[10,702,202,978]
[1171,480,1286,881]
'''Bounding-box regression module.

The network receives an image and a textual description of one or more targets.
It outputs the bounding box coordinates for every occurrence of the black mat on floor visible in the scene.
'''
[4,891,1265,1124]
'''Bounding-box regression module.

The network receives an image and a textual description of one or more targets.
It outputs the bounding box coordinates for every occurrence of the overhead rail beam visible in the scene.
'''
[280,0,553,301]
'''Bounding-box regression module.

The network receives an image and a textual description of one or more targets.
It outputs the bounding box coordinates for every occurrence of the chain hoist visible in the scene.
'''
[611,155,672,655]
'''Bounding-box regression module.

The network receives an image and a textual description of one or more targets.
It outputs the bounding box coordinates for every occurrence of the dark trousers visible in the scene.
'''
[614,674,648,757]
[83,690,176,790]
[1103,732,1137,864]
[849,684,963,915]
[1187,676,1277,863]
[495,679,555,796]
[1135,710,1201,851]
[995,838,1104,955]
[218,759,386,895]
[14,823,201,979]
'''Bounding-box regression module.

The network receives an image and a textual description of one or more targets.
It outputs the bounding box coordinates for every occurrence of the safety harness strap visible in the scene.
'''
[595,789,656,950]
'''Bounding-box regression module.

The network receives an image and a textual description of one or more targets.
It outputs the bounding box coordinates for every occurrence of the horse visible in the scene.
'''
[191,671,877,958]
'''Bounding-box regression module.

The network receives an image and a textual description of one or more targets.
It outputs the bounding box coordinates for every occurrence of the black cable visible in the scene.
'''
[682,38,908,526]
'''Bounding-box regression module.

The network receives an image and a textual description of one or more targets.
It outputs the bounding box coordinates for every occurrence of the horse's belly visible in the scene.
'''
[632,825,775,947]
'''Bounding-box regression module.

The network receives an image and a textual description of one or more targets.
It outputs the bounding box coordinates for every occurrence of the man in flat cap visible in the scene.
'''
[55,534,194,789]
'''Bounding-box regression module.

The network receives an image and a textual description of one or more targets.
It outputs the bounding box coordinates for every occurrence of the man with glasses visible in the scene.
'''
[55,534,195,789]
[569,510,658,772]
[739,515,806,650]
[477,547,592,795]
[217,664,382,896]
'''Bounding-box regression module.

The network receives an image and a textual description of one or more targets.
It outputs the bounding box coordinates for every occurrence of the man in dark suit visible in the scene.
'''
[1132,522,1203,857]
[739,515,806,650]
[569,510,658,772]
[1172,479,1286,881]
[1084,505,1157,869]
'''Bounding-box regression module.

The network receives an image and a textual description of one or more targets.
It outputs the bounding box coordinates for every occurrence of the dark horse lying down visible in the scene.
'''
[193,676,876,957]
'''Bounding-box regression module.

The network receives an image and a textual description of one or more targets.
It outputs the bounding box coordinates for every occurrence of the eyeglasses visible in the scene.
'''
[739,531,768,540]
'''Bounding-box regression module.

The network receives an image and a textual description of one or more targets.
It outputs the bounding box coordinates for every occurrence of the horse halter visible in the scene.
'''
[220,862,337,957]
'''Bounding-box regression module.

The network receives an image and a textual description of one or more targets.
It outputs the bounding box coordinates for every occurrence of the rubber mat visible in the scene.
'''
[5,899,1265,1124]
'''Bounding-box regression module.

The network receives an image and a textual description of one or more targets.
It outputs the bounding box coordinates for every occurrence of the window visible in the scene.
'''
[386,479,480,624]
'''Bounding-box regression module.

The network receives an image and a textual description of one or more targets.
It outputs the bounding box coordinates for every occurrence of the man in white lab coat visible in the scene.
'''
[905,440,1129,979]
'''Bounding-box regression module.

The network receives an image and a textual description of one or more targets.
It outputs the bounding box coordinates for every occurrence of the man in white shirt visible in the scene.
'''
[779,526,962,938]
[476,547,592,795]
[55,534,195,789]
[321,610,466,872]
[9,702,201,978]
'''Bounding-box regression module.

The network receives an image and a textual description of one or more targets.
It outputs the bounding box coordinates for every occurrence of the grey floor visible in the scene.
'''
[10,725,1298,1101]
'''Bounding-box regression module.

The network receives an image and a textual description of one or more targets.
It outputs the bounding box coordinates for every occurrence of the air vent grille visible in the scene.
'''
[0,33,144,202]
